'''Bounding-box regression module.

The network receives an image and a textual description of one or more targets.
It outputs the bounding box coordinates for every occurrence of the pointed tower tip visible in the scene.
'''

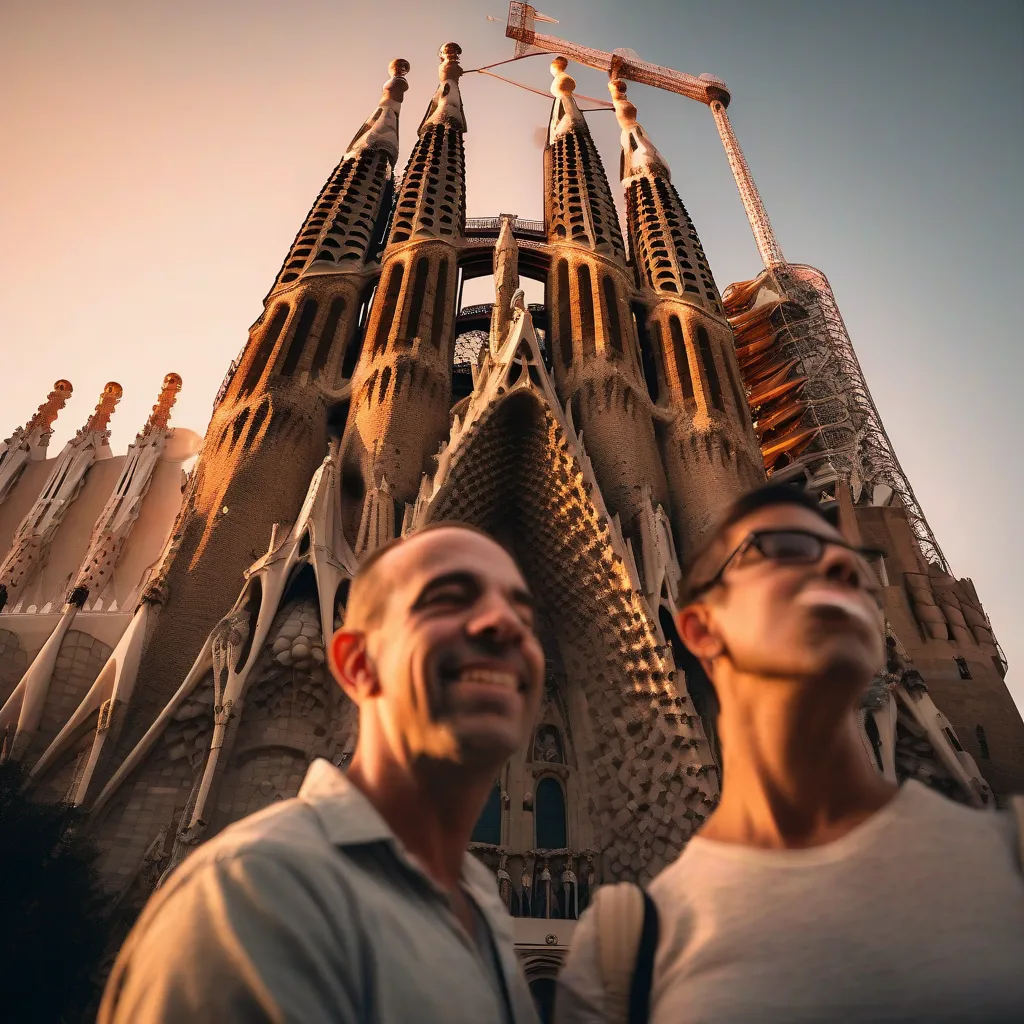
[439,42,463,80]
[142,373,183,436]
[382,58,410,104]
[25,380,74,434]
[86,382,123,433]
[344,57,410,162]
[550,55,576,97]
[419,42,466,133]
[608,78,637,131]
[609,75,672,182]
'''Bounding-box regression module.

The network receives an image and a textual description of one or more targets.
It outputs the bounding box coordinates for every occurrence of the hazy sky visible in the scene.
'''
[2,2,1022,705]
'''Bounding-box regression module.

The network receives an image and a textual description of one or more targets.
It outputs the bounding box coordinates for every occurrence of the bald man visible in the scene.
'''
[100,524,546,1024]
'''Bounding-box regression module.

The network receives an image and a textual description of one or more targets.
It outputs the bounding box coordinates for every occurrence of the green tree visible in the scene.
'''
[0,760,114,1023]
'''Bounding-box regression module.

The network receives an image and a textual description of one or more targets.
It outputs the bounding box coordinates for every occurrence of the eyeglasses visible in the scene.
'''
[689,528,888,600]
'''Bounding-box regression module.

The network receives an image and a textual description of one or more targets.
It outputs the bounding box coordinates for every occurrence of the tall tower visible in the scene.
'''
[71,60,410,803]
[339,43,466,552]
[543,57,669,566]
[609,77,763,556]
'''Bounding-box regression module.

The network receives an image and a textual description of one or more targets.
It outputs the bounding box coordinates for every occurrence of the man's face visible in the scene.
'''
[681,504,885,690]
[347,528,545,769]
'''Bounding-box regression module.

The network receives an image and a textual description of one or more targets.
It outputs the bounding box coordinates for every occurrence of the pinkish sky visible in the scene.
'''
[2,1,1022,708]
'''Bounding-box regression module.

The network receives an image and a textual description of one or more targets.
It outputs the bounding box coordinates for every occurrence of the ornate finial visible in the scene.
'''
[25,379,73,434]
[439,42,463,80]
[550,55,576,97]
[345,58,410,161]
[609,75,671,182]
[142,372,183,436]
[86,382,123,433]
[608,78,637,131]
[383,58,410,104]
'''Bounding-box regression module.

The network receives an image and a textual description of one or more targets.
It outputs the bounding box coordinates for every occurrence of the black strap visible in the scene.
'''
[627,891,659,1024]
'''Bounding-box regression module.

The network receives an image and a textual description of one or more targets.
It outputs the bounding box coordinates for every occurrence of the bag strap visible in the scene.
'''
[1010,795,1024,870]
[593,882,660,1024]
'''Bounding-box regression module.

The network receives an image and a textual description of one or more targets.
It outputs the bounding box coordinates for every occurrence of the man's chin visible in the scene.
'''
[452,723,522,765]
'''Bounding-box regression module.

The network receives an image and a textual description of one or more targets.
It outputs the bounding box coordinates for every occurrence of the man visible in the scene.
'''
[556,484,1024,1023]
[100,524,545,1023]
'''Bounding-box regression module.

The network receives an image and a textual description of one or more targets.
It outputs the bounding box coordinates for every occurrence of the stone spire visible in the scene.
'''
[0,380,74,506]
[489,214,520,352]
[84,382,123,436]
[419,42,467,133]
[610,75,722,315]
[610,77,764,554]
[608,77,672,182]
[339,42,469,549]
[271,57,411,289]
[23,379,74,437]
[0,381,124,610]
[387,43,467,245]
[547,55,588,142]
[140,373,182,438]
[343,58,410,163]
[544,56,624,257]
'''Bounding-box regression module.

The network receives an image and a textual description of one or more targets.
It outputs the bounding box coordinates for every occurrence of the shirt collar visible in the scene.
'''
[297,758,504,906]
[298,758,396,846]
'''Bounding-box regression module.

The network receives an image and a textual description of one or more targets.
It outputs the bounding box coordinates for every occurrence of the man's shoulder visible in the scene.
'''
[162,796,338,892]
[897,781,1018,855]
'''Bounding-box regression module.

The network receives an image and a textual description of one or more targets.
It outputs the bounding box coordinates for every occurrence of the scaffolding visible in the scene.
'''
[501,2,951,572]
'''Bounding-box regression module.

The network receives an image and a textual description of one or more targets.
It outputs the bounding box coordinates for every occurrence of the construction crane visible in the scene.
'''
[503,1,785,268]
[500,2,953,576]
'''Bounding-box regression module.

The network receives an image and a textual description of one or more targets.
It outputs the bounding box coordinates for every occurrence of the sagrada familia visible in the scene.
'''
[2,15,1022,996]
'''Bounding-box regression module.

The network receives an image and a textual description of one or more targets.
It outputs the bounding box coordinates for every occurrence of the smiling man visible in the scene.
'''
[556,484,1024,1023]
[100,523,545,1024]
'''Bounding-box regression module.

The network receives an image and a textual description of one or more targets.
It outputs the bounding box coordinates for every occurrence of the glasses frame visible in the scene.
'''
[688,528,888,601]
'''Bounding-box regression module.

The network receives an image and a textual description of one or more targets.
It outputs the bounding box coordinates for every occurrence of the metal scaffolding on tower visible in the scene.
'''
[502,2,950,572]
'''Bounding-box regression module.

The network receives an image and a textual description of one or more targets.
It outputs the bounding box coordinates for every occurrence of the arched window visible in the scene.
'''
[602,276,623,355]
[636,308,659,402]
[696,325,723,410]
[310,296,346,379]
[431,260,449,350]
[342,283,376,381]
[240,304,288,396]
[556,260,572,368]
[279,299,318,377]
[976,724,990,760]
[471,783,501,844]
[371,263,404,355]
[534,777,566,850]
[577,265,596,358]
[407,256,430,342]
[669,316,693,402]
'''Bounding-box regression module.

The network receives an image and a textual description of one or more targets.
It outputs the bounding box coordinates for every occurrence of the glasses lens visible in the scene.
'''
[756,531,824,563]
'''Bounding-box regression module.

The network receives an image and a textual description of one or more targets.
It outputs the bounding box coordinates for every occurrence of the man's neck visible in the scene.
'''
[701,669,897,850]
[346,749,492,891]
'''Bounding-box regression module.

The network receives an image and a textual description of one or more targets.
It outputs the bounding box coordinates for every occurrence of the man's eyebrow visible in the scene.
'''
[510,586,536,610]
[410,571,536,610]
[411,571,480,606]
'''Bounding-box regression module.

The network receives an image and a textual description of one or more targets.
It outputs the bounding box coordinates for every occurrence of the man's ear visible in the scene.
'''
[676,603,724,662]
[328,629,378,702]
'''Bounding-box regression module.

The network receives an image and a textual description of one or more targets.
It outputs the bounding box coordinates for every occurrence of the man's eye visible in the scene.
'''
[423,588,468,606]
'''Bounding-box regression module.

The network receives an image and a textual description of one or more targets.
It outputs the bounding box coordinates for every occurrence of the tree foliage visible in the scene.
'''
[0,761,114,1023]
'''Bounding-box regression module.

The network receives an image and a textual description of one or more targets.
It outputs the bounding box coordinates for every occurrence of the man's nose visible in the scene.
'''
[466,591,526,647]
[820,542,866,588]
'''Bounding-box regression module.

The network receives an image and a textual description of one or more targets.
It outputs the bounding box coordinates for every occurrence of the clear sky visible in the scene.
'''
[2,1,1022,705]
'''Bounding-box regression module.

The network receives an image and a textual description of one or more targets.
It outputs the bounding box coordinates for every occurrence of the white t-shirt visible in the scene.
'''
[556,782,1024,1023]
